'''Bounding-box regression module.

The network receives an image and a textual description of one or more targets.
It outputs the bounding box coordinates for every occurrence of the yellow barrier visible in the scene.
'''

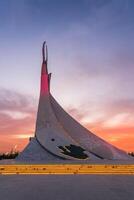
[0,164,134,175]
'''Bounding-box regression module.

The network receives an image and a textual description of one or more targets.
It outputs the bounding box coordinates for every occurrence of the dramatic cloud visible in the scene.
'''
[0,87,134,152]
[66,98,134,152]
[0,88,37,152]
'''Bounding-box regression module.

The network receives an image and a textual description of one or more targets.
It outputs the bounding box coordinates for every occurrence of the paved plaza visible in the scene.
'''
[0,175,134,200]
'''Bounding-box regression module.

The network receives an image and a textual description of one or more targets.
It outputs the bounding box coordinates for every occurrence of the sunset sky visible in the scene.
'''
[0,0,134,153]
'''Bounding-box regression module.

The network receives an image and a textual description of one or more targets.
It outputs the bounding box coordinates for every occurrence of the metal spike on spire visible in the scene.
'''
[42,41,46,63]
[42,41,48,74]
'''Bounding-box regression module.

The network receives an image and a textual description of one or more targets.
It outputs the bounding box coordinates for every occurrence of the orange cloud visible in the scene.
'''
[0,88,134,153]
[0,88,36,152]
[66,100,134,152]
[88,126,134,152]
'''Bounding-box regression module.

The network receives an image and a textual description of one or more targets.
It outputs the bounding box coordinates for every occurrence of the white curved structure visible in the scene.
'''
[17,42,130,161]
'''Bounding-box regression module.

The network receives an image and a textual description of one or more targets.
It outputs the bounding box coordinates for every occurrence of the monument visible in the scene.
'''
[17,42,130,161]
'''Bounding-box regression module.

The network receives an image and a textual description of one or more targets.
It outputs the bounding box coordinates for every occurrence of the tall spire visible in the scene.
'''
[40,41,51,95]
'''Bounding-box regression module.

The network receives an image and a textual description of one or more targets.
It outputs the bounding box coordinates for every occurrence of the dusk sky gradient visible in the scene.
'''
[0,0,134,152]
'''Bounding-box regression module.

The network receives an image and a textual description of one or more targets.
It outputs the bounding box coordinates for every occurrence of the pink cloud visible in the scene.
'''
[0,88,36,152]
[0,88,134,152]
